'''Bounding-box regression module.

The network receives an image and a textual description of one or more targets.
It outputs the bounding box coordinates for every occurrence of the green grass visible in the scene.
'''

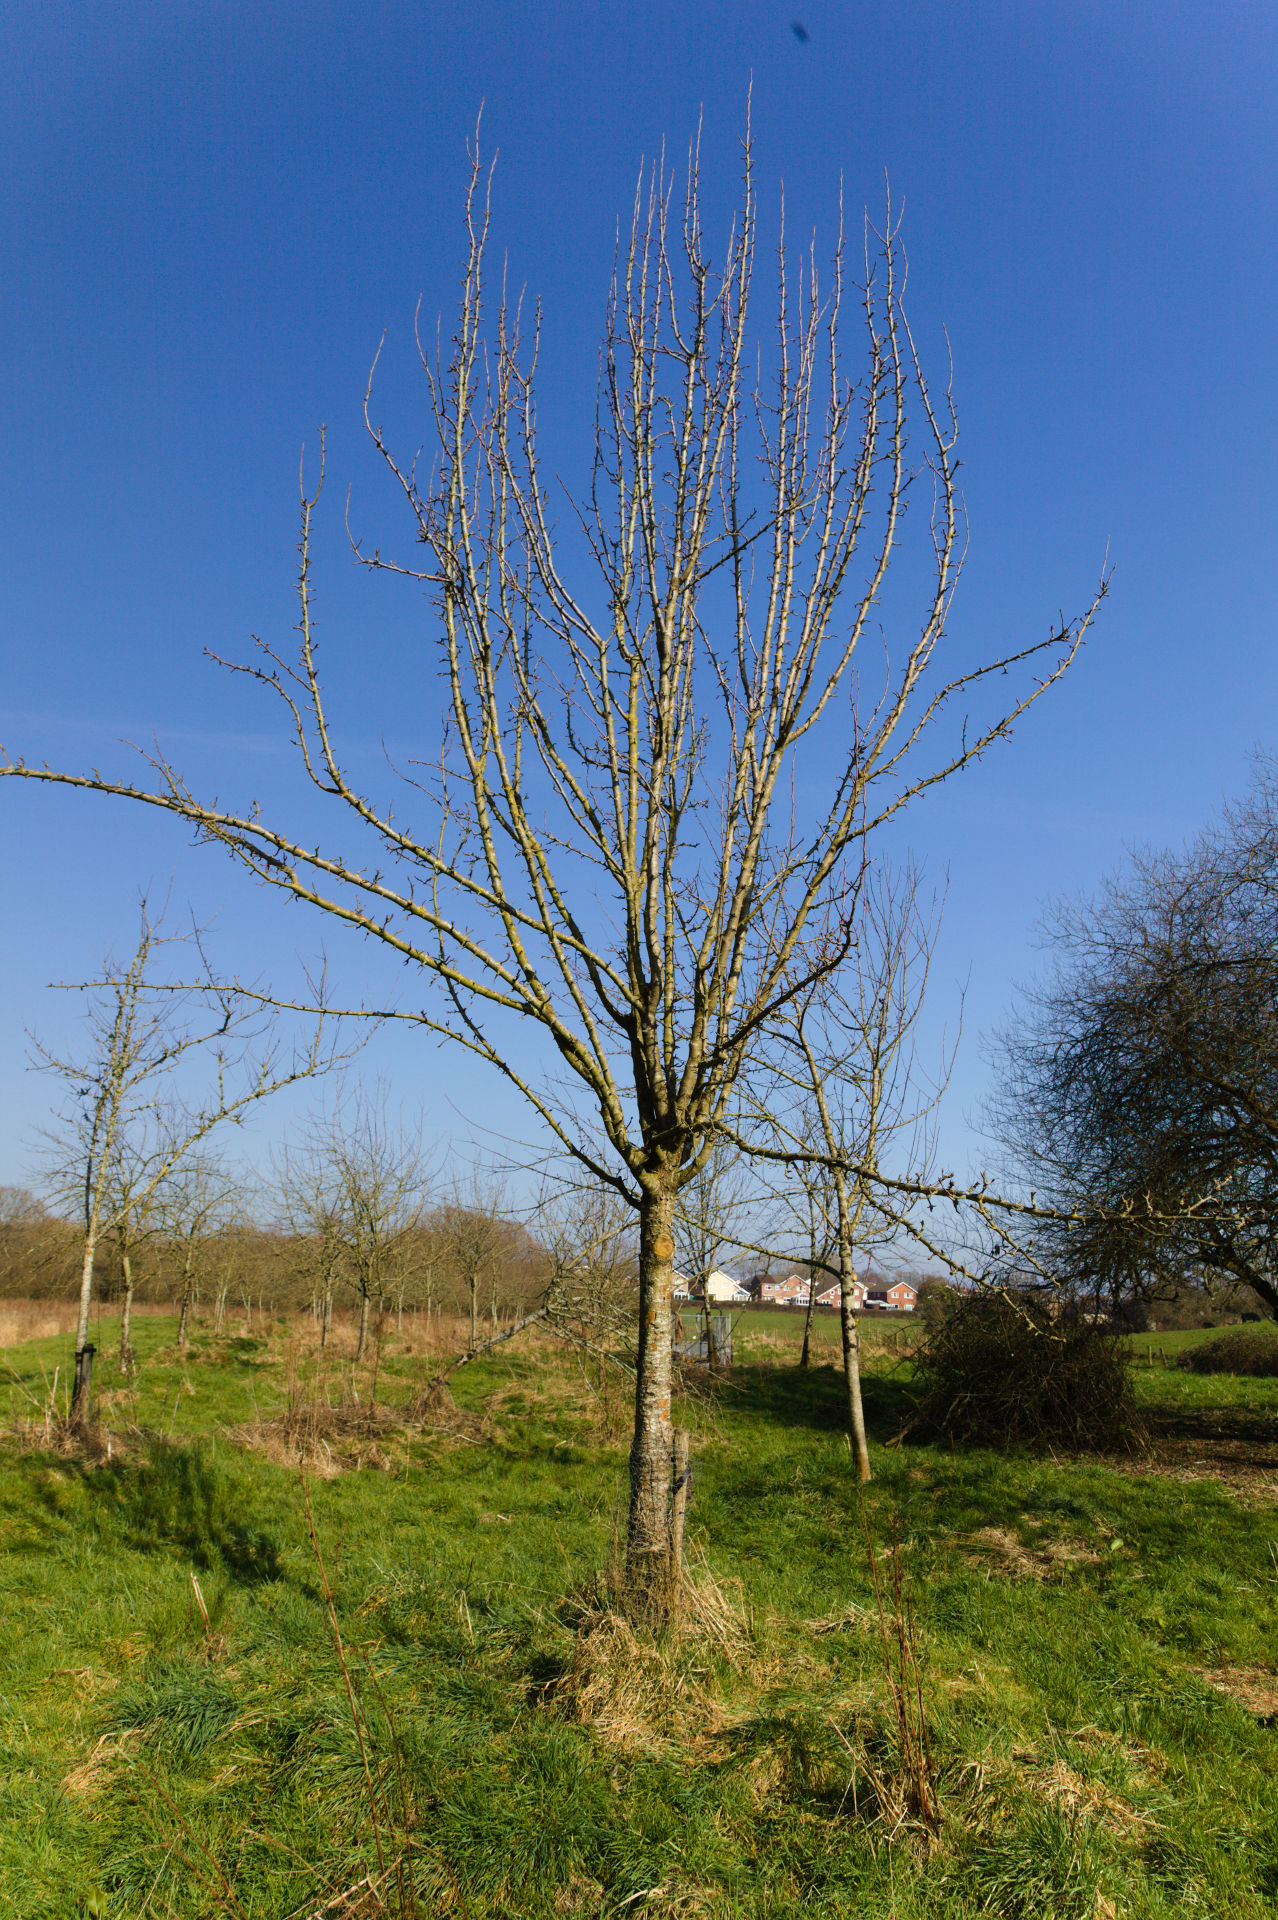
[2,1313,1278,1917]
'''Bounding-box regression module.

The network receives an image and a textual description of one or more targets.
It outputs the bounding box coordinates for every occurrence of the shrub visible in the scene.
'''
[1178,1326,1278,1376]
[910,1292,1142,1453]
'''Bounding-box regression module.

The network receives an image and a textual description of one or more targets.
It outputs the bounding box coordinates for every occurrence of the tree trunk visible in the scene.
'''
[799,1272,818,1368]
[177,1247,195,1352]
[625,1184,678,1626]
[839,1266,872,1483]
[321,1282,333,1348]
[119,1251,137,1376]
[468,1272,477,1350]
[670,1428,691,1585]
[71,1230,98,1422]
[72,1341,96,1421]
[355,1288,370,1360]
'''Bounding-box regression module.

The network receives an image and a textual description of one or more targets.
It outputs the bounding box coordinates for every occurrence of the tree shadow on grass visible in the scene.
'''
[37,1440,283,1583]
[720,1361,916,1440]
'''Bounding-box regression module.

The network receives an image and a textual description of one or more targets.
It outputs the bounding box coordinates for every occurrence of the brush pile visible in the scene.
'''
[910,1292,1142,1453]
[1178,1327,1278,1375]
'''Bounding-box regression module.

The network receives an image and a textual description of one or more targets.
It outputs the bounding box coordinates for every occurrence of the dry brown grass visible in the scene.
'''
[547,1607,729,1752]
[1190,1664,1278,1719]
[62,1727,142,1801]
[234,1381,486,1477]
[547,1557,753,1753]
[1023,1755,1150,1835]
[0,1298,170,1349]
[959,1525,1104,1581]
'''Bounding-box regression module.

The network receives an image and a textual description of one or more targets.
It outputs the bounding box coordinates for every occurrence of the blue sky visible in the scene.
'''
[3,1,1276,1203]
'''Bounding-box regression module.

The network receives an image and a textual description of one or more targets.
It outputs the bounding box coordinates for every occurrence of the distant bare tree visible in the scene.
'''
[743,863,950,1479]
[326,1095,429,1360]
[2,135,1102,1613]
[438,1179,513,1350]
[276,1138,349,1347]
[674,1140,746,1290]
[673,1139,746,1367]
[785,1140,842,1370]
[538,1180,638,1349]
[154,1153,241,1351]
[35,904,342,1419]
[102,1134,162,1375]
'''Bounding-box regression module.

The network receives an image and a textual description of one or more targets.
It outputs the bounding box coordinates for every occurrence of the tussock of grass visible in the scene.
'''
[547,1606,728,1751]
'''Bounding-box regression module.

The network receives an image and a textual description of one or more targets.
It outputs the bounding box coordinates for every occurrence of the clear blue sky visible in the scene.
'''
[3,0,1276,1201]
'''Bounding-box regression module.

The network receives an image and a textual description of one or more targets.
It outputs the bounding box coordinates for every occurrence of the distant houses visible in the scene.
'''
[673,1267,751,1303]
[747,1271,811,1307]
[676,1263,925,1312]
[750,1267,921,1313]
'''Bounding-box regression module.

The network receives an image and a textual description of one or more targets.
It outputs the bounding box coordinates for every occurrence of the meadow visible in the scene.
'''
[2,1304,1277,1918]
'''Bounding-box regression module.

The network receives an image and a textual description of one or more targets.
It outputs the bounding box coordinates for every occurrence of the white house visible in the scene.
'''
[702,1267,751,1304]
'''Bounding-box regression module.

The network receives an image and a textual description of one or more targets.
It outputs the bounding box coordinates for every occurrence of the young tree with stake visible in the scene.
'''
[2,136,1102,1614]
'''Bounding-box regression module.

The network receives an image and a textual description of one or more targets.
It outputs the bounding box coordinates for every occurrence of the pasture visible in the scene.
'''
[2,1305,1276,1918]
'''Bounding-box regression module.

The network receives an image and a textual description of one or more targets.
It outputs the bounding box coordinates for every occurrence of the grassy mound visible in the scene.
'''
[910,1293,1142,1453]
[1179,1327,1278,1376]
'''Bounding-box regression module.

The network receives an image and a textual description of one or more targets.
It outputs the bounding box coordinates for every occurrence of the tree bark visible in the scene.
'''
[625,1184,678,1626]
[71,1231,97,1422]
[119,1250,136,1377]
[177,1247,195,1351]
[799,1271,818,1368]
[839,1267,872,1483]
[355,1288,370,1360]
[670,1428,691,1585]
[321,1282,333,1348]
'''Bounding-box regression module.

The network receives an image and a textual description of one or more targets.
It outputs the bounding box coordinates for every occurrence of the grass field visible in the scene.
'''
[3,1307,1278,1918]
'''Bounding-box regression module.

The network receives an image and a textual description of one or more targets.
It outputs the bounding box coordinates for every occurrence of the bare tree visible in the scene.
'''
[785,1139,842,1370]
[538,1179,638,1354]
[2,136,1102,1612]
[743,863,950,1480]
[991,755,1278,1320]
[155,1153,241,1351]
[674,1138,748,1368]
[102,1134,162,1375]
[276,1138,349,1347]
[324,1095,429,1361]
[674,1139,746,1294]
[35,905,342,1420]
[438,1178,513,1350]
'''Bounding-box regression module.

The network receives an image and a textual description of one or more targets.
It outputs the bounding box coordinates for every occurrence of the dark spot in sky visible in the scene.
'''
[792,21,810,41]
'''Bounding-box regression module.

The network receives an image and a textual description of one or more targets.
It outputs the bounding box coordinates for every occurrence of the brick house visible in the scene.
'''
[813,1272,918,1312]
[745,1271,811,1306]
